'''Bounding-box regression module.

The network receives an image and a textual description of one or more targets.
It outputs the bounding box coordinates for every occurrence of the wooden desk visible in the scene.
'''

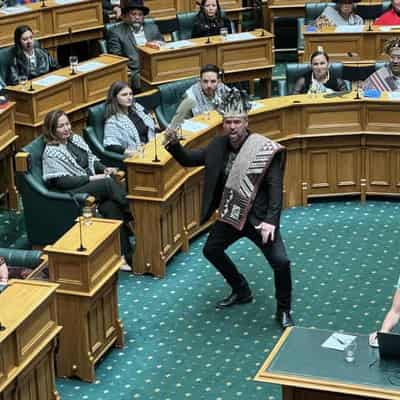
[255,326,400,399]
[0,279,61,400]
[144,0,242,20]
[0,0,103,56]
[302,25,399,63]
[5,54,128,148]
[139,30,274,95]
[44,218,124,382]
[0,102,17,209]
[124,93,400,277]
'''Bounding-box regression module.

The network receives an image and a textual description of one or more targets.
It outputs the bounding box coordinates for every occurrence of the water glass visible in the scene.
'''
[82,206,93,226]
[220,27,228,39]
[344,338,357,363]
[18,75,27,89]
[69,56,78,75]
[137,143,145,158]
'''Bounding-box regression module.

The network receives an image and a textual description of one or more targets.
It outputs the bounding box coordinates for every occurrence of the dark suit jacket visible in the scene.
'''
[107,21,162,80]
[166,134,285,228]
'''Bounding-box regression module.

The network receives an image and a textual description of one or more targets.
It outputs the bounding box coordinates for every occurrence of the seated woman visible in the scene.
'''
[318,0,363,26]
[292,48,348,95]
[104,81,156,158]
[369,276,400,347]
[42,110,133,270]
[0,256,33,284]
[6,25,59,86]
[191,0,232,39]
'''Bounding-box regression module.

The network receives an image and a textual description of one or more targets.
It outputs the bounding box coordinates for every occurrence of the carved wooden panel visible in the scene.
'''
[366,147,391,191]
[307,149,332,194]
[365,104,400,133]
[183,171,203,239]
[334,147,360,193]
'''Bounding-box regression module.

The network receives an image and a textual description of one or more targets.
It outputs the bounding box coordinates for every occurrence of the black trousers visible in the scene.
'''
[70,178,132,261]
[203,220,292,311]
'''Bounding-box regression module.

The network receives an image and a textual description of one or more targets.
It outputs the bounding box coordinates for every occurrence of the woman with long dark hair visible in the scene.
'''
[6,25,59,86]
[292,48,347,95]
[104,80,156,158]
[191,0,232,38]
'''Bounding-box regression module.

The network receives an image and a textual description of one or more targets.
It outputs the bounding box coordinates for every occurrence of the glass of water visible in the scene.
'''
[344,338,357,363]
[19,75,27,89]
[69,55,78,75]
[220,27,228,39]
[82,206,93,226]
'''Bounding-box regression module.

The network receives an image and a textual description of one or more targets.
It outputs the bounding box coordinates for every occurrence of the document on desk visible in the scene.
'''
[321,332,357,351]
[335,26,363,33]
[76,61,106,73]
[379,25,400,31]
[388,92,400,100]
[182,120,208,133]
[163,40,194,50]
[250,101,263,111]
[54,0,83,4]
[34,75,67,87]
[225,32,256,42]
[0,6,30,14]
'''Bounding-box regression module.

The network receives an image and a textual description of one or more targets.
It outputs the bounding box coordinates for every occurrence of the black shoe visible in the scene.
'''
[275,310,294,329]
[216,290,253,309]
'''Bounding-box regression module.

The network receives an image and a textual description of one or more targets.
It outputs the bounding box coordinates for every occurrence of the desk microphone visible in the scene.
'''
[68,192,87,252]
[347,52,362,100]
[152,132,160,162]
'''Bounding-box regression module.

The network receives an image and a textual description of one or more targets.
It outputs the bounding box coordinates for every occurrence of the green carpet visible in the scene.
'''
[56,199,400,399]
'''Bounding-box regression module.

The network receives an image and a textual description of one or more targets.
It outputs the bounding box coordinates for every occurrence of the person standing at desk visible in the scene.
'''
[375,0,400,25]
[191,0,232,39]
[317,0,363,26]
[292,48,347,94]
[363,38,400,91]
[170,64,229,127]
[164,88,294,329]
[6,25,59,86]
[107,0,163,92]
[369,275,400,347]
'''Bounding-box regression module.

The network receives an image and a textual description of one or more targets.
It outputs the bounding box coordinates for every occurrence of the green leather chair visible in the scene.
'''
[281,62,349,96]
[0,46,13,87]
[382,1,392,12]
[154,77,198,129]
[176,10,230,40]
[16,136,92,246]
[0,248,43,269]
[304,2,335,24]
[83,102,125,169]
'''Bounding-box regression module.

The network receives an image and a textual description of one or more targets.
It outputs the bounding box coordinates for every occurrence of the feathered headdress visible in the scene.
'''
[384,38,400,56]
[214,87,252,118]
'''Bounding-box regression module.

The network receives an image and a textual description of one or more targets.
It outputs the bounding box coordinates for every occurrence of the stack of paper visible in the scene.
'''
[321,332,357,351]
[76,61,105,73]
[34,75,67,87]
[224,32,255,42]
[182,120,208,133]
[0,6,29,14]
[163,40,193,50]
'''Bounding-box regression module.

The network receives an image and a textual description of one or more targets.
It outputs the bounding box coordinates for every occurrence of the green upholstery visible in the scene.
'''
[305,2,335,24]
[282,62,348,96]
[382,1,392,12]
[16,136,91,246]
[154,77,198,129]
[297,17,305,52]
[0,248,42,268]
[176,11,198,40]
[0,46,13,87]
[83,102,125,169]
[375,61,388,71]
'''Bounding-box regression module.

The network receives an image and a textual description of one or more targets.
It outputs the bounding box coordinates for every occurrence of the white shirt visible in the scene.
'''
[132,26,146,46]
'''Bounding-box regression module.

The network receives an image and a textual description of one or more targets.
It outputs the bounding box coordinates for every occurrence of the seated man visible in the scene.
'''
[170,64,229,127]
[107,0,163,92]
[375,0,400,25]
[363,38,400,91]
[318,0,363,26]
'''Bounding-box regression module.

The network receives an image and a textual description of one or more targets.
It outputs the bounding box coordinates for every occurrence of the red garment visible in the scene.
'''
[375,9,400,25]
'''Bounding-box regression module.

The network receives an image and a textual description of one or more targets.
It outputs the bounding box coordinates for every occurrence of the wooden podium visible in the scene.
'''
[44,218,124,382]
[0,279,61,400]
[0,102,18,209]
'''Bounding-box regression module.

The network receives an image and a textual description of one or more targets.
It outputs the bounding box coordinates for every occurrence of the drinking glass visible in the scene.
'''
[69,56,78,75]
[137,143,145,158]
[220,27,228,39]
[18,75,27,89]
[82,206,93,226]
[344,338,357,363]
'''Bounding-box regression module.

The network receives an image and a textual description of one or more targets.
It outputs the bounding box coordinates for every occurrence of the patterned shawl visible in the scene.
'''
[363,66,399,92]
[218,134,284,230]
[42,134,99,181]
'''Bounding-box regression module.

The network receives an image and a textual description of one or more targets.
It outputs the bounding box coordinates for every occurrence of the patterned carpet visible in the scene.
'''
[55,199,400,400]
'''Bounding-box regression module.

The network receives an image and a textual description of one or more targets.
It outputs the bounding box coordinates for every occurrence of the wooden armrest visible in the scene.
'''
[15,152,29,172]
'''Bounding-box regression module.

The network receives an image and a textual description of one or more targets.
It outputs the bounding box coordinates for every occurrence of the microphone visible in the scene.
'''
[68,192,87,251]
[152,132,160,162]
[28,58,34,92]
[347,52,362,100]
[41,0,47,8]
